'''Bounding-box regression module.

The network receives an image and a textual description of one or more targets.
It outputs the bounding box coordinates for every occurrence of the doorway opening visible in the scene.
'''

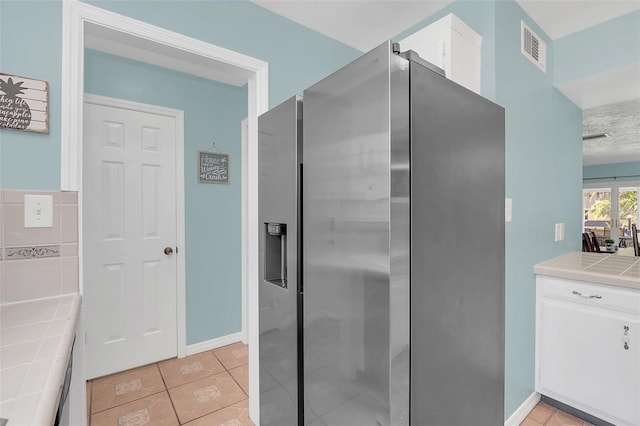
[61,1,267,421]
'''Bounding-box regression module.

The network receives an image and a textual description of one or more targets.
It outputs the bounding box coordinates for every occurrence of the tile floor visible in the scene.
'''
[87,343,590,426]
[87,342,253,426]
[520,402,594,426]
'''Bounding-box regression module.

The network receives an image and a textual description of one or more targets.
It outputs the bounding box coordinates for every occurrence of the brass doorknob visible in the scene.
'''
[164,247,174,255]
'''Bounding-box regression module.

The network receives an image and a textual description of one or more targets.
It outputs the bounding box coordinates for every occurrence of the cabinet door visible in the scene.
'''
[539,298,639,425]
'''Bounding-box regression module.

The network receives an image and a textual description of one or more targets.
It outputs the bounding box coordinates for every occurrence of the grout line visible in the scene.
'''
[89,389,167,415]
[155,360,182,424]
[227,364,249,398]
[86,379,92,426]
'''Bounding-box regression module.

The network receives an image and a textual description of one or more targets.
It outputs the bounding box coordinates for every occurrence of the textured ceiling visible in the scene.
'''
[583,99,640,166]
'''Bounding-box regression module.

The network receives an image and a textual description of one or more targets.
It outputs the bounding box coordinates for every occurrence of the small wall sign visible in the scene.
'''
[0,73,49,134]
[199,151,229,184]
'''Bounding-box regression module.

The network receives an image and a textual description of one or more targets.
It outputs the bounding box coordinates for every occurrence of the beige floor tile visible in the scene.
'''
[528,402,557,423]
[229,364,249,395]
[520,418,543,426]
[213,342,248,370]
[159,351,225,389]
[168,372,246,424]
[90,391,178,426]
[91,363,165,413]
[183,399,254,426]
[545,410,587,426]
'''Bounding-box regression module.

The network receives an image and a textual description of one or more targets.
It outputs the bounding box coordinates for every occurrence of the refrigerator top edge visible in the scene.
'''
[258,94,302,120]
[304,41,398,94]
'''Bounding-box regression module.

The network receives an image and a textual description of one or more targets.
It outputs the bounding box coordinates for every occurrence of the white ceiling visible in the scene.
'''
[253,1,454,52]
[252,0,640,50]
[252,0,640,166]
[516,0,640,40]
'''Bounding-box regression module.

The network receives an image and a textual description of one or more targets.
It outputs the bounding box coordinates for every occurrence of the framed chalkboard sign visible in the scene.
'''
[198,151,229,184]
[0,73,49,134]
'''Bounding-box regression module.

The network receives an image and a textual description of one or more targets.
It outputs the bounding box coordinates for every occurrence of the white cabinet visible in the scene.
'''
[398,13,482,94]
[536,276,640,426]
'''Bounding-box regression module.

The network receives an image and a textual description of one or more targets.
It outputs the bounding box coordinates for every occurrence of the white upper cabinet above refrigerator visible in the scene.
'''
[399,13,482,94]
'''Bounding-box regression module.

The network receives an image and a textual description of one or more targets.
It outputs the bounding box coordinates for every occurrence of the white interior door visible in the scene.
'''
[83,97,179,379]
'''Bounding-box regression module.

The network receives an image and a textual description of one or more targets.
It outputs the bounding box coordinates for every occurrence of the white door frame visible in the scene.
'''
[61,2,267,422]
[241,118,249,344]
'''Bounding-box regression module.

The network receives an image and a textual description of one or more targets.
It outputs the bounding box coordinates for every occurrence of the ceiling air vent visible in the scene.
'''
[521,21,546,73]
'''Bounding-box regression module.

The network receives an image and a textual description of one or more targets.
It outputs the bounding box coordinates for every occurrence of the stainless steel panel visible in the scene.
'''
[303,41,410,425]
[258,96,302,426]
[389,42,411,426]
[410,62,505,425]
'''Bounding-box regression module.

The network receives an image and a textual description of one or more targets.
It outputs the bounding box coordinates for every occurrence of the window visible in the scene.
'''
[583,182,639,248]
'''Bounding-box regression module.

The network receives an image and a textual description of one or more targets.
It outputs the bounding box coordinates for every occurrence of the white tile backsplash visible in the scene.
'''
[3,204,61,247]
[0,190,78,304]
[60,205,78,243]
[3,258,61,302]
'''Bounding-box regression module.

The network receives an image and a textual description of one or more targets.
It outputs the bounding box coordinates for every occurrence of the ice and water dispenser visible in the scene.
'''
[264,223,287,288]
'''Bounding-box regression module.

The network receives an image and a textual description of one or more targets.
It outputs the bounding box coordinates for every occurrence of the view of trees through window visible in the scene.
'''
[583,186,639,239]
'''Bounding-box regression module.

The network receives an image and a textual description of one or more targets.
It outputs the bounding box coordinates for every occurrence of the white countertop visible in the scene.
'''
[534,252,640,290]
[0,294,81,426]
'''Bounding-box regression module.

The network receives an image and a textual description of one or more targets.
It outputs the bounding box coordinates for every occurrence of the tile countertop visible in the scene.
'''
[534,252,640,290]
[0,294,81,426]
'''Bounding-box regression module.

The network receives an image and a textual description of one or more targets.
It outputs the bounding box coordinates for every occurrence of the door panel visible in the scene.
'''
[84,100,178,379]
[302,42,410,425]
[410,60,505,426]
[258,96,302,426]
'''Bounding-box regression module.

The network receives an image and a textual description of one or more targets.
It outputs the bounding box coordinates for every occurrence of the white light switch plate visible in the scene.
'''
[505,198,512,222]
[555,223,565,241]
[24,195,53,228]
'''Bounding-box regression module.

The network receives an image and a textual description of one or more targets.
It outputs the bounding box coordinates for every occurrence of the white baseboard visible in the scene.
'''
[505,392,541,426]
[184,332,243,357]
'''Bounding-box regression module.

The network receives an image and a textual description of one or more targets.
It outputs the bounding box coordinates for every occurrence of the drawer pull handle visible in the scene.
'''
[571,290,602,299]
[624,326,630,350]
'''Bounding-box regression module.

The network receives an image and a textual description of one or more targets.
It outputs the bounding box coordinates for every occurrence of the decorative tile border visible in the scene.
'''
[5,245,60,260]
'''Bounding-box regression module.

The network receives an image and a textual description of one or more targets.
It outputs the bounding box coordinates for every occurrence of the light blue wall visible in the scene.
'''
[555,11,640,84]
[0,1,360,344]
[85,49,248,344]
[396,1,583,418]
[584,161,640,183]
[0,1,62,189]
[0,0,361,190]
[81,0,362,107]
[495,1,583,416]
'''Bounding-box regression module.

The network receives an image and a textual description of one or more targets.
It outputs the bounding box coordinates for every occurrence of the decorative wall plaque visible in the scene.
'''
[0,73,49,134]
[198,151,229,184]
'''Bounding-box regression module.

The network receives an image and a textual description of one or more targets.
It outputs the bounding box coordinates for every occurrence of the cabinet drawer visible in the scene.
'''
[539,276,640,314]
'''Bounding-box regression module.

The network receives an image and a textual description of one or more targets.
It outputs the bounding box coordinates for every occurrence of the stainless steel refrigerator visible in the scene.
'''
[259,41,505,426]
